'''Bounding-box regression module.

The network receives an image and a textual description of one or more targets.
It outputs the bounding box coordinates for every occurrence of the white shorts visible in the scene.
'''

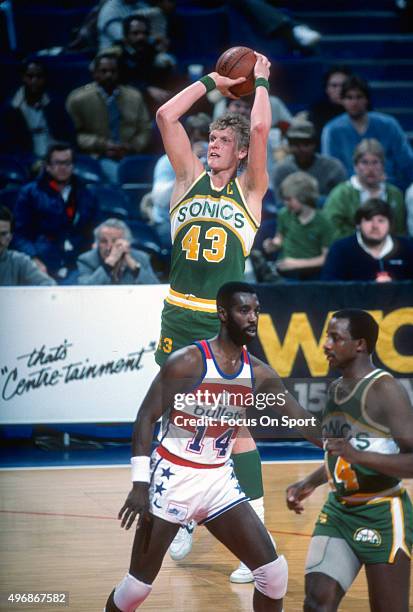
[149,448,248,526]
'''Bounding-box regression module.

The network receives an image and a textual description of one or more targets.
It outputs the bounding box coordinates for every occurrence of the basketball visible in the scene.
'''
[215,46,256,97]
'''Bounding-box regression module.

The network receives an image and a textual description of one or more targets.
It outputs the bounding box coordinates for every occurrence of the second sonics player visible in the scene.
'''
[154,52,273,580]
[286,310,413,611]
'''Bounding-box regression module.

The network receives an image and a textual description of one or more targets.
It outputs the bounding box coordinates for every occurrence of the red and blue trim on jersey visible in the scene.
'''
[157,338,254,468]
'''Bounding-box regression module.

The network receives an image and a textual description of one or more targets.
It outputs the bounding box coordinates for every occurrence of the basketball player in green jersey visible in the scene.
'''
[286,309,413,611]
[154,52,272,582]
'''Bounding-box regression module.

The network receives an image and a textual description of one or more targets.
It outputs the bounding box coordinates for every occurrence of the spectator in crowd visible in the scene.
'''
[107,14,174,110]
[211,91,291,129]
[262,172,333,280]
[405,182,413,236]
[227,0,321,49]
[77,217,159,284]
[12,143,97,281]
[321,75,413,189]
[322,199,413,281]
[272,118,347,203]
[66,53,152,183]
[98,0,173,53]
[0,60,68,160]
[324,138,406,241]
[308,65,352,145]
[67,0,108,54]
[0,206,56,286]
[142,112,210,249]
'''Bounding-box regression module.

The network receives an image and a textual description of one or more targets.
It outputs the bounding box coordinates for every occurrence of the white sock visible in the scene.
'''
[249,497,276,549]
[249,496,264,523]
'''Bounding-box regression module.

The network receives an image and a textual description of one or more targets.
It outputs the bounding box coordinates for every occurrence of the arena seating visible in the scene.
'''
[117,154,160,186]
[0,0,412,261]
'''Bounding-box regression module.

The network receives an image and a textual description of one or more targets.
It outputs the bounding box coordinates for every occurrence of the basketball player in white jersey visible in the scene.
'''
[104,282,321,612]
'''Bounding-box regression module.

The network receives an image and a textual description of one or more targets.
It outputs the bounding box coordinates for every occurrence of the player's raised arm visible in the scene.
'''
[156,73,247,187]
[241,53,272,207]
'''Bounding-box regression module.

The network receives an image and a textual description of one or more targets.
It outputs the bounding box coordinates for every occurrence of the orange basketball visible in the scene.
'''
[215,46,256,97]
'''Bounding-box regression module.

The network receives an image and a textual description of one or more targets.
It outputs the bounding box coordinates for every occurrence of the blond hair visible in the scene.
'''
[209,113,250,151]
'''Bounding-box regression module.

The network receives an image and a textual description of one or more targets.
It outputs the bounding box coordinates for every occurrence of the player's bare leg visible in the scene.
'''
[304,573,345,612]
[205,500,286,611]
[231,429,268,583]
[365,550,411,612]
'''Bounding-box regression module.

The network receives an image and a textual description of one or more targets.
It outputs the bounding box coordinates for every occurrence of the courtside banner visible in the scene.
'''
[1,282,412,426]
[0,285,167,424]
[252,281,413,378]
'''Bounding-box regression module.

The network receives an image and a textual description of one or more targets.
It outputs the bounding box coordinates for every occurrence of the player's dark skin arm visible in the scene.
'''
[119,347,203,529]
[252,357,323,448]
[326,376,413,478]
[286,465,328,514]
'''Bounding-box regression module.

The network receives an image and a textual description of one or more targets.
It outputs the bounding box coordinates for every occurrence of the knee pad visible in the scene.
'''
[113,573,152,612]
[253,555,288,600]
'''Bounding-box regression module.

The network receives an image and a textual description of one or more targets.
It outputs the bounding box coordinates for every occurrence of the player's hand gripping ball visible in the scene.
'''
[216,46,256,97]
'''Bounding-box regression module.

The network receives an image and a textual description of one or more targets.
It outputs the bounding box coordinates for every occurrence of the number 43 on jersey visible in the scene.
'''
[182,225,228,263]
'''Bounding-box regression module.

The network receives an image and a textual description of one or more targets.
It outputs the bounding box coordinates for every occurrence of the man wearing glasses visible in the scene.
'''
[12,142,98,282]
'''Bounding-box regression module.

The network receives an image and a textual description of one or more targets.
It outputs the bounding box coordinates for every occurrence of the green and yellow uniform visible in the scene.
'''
[314,369,413,564]
[155,171,259,365]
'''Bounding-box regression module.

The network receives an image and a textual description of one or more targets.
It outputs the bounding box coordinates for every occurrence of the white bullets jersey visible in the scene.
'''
[158,340,254,467]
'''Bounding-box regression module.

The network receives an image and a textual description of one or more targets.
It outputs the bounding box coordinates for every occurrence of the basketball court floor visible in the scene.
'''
[1,443,412,611]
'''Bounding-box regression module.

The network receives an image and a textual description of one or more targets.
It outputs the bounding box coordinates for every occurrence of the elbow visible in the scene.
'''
[156,105,172,129]
[155,106,166,128]
[251,120,270,138]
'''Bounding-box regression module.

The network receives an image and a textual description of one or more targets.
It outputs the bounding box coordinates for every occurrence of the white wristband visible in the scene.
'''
[131,456,150,483]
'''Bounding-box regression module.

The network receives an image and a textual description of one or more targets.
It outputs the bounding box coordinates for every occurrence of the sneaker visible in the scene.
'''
[169,521,195,560]
[292,24,321,47]
[229,561,254,584]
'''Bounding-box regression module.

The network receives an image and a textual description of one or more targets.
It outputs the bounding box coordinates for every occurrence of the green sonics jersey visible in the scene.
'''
[167,171,259,310]
[323,369,401,502]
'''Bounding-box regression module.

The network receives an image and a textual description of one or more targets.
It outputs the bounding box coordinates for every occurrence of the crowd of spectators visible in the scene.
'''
[321,75,413,190]
[271,117,347,203]
[1,1,412,287]
[66,53,152,183]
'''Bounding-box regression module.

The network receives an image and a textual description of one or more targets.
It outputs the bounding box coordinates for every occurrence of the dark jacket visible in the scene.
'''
[321,234,413,281]
[111,41,163,88]
[12,171,98,275]
[0,94,74,156]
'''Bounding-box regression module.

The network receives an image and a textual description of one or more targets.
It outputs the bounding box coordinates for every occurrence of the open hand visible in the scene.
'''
[118,482,150,530]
